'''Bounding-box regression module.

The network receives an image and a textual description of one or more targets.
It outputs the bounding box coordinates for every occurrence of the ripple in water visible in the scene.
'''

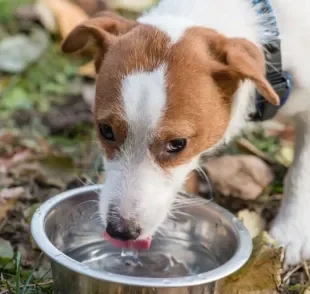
[66,238,220,278]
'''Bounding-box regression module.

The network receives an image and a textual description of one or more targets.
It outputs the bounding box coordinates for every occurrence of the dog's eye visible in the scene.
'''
[99,124,116,141]
[166,139,187,153]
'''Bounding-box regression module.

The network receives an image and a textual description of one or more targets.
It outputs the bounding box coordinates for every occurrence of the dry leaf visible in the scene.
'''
[204,155,274,200]
[0,150,33,174]
[0,187,25,203]
[215,232,284,294]
[79,61,96,79]
[275,146,294,167]
[10,155,77,190]
[238,209,266,238]
[73,0,108,16]
[106,0,157,12]
[0,187,25,222]
[35,0,58,32]
[40,0,88,39]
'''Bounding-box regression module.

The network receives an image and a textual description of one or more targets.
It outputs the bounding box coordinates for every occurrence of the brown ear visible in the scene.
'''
[61,12,137,72]
[211,36,280,105]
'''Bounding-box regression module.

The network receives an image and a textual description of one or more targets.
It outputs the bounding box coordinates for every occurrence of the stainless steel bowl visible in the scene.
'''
[31,185,252,294]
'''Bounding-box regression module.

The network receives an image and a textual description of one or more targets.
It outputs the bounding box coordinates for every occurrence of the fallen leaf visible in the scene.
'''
[79,61,96,79]
[10,154,77,190]
[34,0,58,32]
[215,232,284,294]
[0,187,25,222]
[0,200,16,222]
[0,175,14,187]
[204,155,274,200]
[0,238,14,262]
[275,146,294,168]
[0,150,33,174]
[0,28,49,73]
[0,130,19,145]
[106,0,158,12]
[73,0,108,15]
[238,209,266,238]
[40,0,88,39]
[0,187,25,204]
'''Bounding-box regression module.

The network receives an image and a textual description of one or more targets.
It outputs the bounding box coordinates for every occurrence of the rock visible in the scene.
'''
[204,155,274,200]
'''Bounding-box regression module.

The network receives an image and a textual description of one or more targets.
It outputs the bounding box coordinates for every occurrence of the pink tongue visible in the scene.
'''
[104,231,152,250]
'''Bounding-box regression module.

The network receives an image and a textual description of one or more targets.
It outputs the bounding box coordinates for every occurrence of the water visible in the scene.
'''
[66,238,220,278]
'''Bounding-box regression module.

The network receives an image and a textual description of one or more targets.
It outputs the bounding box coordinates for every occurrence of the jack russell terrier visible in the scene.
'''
[62,0,310,267]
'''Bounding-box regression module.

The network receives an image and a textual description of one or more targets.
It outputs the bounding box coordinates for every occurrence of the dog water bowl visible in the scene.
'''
[31,185,252,294]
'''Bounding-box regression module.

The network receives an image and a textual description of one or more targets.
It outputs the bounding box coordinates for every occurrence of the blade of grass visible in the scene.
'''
[15,253,21,294]
[22,254,43,294]
[36,269,51,283]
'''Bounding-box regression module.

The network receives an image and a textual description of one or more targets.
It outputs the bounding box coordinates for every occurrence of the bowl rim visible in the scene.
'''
[31,184,252,288]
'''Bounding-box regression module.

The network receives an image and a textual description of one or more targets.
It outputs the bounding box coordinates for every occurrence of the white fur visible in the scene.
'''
[122,65,167,129]
[270,112,310,266]
[100,0,310,265]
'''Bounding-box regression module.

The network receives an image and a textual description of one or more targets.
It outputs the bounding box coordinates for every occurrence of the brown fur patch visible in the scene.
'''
[150,27,278,170]
[150,28,234,169]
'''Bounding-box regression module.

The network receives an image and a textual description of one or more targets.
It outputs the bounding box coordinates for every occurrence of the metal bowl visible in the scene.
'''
[31,185,252,294]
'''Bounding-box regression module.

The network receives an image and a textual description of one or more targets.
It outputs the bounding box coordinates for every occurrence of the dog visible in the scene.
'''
[62,0,310,266]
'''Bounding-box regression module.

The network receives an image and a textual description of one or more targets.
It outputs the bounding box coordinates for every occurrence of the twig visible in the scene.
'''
[283,264,302,284]
[304,261,310,281]
[236,137,276,164]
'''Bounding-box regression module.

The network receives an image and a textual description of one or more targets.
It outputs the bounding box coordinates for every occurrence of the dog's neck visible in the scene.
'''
[139,0,278,148]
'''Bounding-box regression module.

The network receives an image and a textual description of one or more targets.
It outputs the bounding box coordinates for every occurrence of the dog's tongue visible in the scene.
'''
[104,231,152,250]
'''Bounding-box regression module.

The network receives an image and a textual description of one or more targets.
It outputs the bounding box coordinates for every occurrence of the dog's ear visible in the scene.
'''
[61,12,137,72]
[210,36,280,105]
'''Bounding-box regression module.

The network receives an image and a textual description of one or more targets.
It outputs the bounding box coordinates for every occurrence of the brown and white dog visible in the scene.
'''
[62,0,310,266]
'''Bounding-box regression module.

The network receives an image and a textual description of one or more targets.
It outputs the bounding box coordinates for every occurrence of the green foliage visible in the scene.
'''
[0,42,83,115]
[0,0,34,32]
[0,252,53,294]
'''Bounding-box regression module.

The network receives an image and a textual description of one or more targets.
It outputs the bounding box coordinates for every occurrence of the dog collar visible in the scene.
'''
[249,0,293,121]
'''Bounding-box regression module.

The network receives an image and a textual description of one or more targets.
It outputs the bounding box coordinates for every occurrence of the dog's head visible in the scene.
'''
[62,12,278,248]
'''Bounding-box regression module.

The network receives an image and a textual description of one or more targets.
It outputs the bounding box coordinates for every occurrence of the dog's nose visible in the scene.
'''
[106,220,141,241]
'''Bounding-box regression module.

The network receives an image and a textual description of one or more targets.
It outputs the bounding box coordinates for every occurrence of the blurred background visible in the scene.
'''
[0,0,304,293]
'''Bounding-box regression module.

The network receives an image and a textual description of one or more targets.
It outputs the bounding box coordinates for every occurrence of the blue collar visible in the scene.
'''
[250,0,293,121]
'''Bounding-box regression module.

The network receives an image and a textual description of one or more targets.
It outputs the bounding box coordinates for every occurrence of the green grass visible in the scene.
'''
[0,0,88,117]
[0,41,83,115]
[1,253,53,294]
[0,0,34,33]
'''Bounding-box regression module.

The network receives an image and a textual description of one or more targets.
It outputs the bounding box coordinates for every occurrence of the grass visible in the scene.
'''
[0,42,83,115]
[0,253,53,294]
